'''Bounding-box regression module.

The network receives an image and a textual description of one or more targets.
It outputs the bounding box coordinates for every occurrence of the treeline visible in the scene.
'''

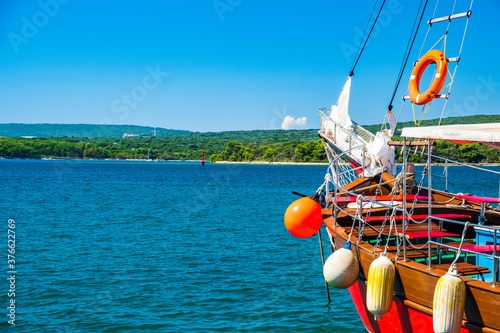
[0,137,207,160]
[0,136,328,162]
[210,140,326,163]
[211,139,500,164]
[2,116,500,164]
[0,129,322,161]
[2,136,500,164]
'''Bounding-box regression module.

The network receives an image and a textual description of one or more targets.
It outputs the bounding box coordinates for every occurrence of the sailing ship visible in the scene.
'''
[285,2,500,332]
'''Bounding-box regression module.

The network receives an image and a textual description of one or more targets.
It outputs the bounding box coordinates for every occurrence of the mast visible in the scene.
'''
[201,152,205,166]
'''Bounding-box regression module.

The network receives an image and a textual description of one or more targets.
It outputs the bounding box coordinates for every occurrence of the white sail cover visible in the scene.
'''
[401,123,500,147]
[330,76,353,129]
[386,110,397,137]
[366,130,396,175]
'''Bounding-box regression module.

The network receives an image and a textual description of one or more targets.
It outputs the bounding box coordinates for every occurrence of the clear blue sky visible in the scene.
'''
[1,0,499,132]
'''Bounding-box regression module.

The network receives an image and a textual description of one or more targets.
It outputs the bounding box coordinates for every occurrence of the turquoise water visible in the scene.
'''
[1,160,499,332]
[0,160,361,332]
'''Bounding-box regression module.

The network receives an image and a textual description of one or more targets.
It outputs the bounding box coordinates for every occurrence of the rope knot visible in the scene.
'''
[325,173,333,183]
[356,194,363,206]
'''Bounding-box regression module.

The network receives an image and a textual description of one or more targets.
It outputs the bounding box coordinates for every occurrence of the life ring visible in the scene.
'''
[408,50,448,105]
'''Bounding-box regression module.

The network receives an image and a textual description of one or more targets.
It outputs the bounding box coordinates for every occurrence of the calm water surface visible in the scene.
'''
[0,160,498,332]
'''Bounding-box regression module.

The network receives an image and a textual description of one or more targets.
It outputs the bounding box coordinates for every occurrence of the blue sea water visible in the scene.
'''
[0,160,499,332]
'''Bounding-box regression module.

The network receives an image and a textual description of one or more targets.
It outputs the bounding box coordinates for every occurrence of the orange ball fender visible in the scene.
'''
[284,197,323,238]
[408,50,448,105]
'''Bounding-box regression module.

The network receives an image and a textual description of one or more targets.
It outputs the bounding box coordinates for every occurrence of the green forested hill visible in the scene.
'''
[1,114,498,139]
[0,115,499,163]
[0,123,189,138]
[0,130,321,161]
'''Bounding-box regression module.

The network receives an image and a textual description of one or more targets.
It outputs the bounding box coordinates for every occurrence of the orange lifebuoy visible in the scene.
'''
[408,50,448,105]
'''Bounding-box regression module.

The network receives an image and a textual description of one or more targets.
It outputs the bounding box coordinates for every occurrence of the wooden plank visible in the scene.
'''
[463,281,500,330]
[378,244,435,259]
[345,221,442,238]
[365,213,471,222]
[392,260,437,309]
[442,241,476,250]
[336,194,428,204]
[433,262,491,276]
[404,231,459,239]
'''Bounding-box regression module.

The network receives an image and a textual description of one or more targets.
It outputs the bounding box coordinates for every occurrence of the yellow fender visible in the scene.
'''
[366,252,395,320]
[433,265,466,333]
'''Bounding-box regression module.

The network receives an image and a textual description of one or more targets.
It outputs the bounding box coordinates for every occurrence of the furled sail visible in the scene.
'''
[330,76,353,129]
[366,130,396,176]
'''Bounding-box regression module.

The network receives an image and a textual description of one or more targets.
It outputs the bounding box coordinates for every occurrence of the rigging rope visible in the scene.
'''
[412,0,474,126]
[350,0,379,75]
[387,0,429,112]
[411,32,449,127]
[416,0,440,60]
[349,0,387,77]
[384,212,398,255]
[437,0,474,125]
[390,0,473,131]
[450,222,470,268]
[347,195,364,243]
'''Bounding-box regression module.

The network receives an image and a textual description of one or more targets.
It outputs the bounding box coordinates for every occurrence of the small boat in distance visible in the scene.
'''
[285,2,500,332]
[145,148,153,162]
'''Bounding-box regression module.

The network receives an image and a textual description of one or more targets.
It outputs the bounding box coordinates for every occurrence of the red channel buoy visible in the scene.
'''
[284,197,323,238]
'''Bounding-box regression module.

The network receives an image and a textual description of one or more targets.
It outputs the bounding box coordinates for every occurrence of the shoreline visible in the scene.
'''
[2,157,500,167]
[213,161,500,167]
[213,161,329,165]
[0,157,204,163]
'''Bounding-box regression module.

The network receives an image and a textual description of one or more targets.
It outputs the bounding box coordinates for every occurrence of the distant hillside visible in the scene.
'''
[172,129,320,144]
[1,115,499,163]
[0,114,498,139]
[0,123,190,138]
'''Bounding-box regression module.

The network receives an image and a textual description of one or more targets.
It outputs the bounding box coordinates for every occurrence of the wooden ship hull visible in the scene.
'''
[310,131,500,333]
[322,171,500,332]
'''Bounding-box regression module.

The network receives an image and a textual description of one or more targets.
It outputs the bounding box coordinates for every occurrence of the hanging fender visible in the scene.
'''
[408,50,448,105]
